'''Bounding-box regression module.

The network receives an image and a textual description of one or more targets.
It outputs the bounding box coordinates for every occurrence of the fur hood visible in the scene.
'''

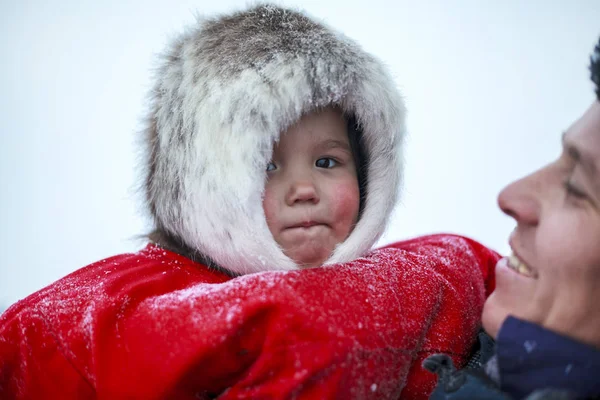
[142,4,406,275]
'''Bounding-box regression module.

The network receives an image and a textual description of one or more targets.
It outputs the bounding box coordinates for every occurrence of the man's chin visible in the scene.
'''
[481,294,508,340]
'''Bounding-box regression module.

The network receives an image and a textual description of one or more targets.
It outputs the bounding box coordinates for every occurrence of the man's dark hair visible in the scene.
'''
[591,36,600,100]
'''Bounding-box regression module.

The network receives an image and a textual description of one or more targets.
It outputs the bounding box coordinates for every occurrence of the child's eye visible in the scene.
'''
[564,180,587,199]
[315,158,337,168]
[266,161,277,172]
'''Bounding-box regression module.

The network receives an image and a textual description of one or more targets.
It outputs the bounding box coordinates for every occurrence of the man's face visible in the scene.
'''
[262,108,360,268]
[483,101,600,347]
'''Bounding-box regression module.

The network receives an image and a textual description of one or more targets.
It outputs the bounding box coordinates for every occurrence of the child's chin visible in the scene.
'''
[288,249,332,269]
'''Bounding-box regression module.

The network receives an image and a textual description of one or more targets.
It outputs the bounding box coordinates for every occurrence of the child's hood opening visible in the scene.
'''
[142,4,406,275]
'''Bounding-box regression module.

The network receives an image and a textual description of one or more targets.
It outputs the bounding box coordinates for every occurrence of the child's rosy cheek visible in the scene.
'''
[331,182,360,221]
[262,191,278,226]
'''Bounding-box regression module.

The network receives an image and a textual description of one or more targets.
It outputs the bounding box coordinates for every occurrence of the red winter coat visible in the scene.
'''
[0,234,499,399]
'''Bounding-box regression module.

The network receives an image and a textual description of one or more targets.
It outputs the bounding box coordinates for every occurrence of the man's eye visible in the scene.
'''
[315,158,337,168]
[266,162,277,172]
[564,180,587,199]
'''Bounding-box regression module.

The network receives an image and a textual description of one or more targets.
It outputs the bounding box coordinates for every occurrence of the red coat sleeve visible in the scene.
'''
[0,304,96,398]
[0,234,500,400]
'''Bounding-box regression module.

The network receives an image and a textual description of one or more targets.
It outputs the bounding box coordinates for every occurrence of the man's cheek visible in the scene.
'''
[538,220,582,275]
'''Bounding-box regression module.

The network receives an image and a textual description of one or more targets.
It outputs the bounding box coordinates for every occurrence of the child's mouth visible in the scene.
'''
[288,221,325,229]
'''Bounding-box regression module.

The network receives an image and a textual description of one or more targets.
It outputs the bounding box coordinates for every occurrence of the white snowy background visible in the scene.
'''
[1,0,599,307]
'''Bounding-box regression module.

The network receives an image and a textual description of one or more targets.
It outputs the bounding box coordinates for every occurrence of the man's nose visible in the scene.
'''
[497,173,540,226]
[285,177,320,206]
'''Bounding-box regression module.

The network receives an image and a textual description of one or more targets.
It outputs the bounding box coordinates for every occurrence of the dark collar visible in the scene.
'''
[466,329,497,370]
[495,317,600,399]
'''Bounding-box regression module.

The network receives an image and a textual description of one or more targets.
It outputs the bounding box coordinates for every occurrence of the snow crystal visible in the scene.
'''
[565,364,573,375]
[82,303,95,339]
[225,304,241,324]
[523,340,537,353]
[293,370,308,380]
[370,383,377,392]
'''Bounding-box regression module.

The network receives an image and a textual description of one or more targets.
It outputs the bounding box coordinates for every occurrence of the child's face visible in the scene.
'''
[263,108,360,268]
[482,101,600,346]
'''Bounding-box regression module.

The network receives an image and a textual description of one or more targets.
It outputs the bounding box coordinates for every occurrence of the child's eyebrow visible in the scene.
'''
[318,139,352,154]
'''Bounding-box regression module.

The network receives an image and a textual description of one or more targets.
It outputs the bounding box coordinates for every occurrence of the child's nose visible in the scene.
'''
[286,179,319,205]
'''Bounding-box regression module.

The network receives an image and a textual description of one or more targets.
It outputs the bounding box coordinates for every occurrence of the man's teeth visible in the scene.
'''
[508,253,534,277]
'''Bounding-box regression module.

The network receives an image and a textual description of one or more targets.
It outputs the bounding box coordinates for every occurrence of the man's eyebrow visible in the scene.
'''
[562,131,598,178]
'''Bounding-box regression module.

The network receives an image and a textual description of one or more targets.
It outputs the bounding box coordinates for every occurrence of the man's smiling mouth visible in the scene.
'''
[507,253,536,278]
